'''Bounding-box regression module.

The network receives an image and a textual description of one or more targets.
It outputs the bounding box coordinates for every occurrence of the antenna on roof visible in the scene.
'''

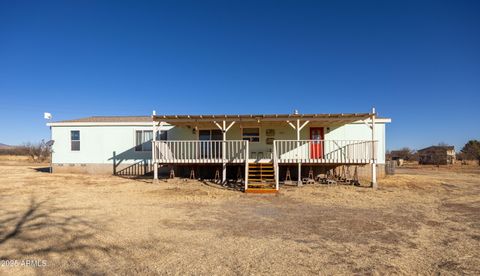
[43,112,54,174]
[293,109,299,115]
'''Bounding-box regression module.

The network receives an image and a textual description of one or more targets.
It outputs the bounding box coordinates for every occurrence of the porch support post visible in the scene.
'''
[298,120,310,131]
[222,120,227,184]
[244,141,249,191]
[152,111,158,181]
[214,120,235,185]
[371,107,377,189]
[296,119,302,186]
[273,141,279,190]
[287,119,309,186]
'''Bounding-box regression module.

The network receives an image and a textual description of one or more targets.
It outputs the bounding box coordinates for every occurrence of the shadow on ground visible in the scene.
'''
[32,167,51,173]
[0,197,136,274]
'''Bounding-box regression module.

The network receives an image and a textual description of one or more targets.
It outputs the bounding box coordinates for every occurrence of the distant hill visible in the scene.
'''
[0,143,14,149]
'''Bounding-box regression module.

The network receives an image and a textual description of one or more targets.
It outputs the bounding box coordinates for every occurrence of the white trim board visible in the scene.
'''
[47,119,390,127]
[48,122,157,127]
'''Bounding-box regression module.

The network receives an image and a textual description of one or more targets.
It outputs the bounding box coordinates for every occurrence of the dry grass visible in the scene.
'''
[0,158,479,275]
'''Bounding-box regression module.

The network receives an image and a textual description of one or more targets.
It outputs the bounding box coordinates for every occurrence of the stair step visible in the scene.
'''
[245,188,277,194]
[248,183,275,187]
[248,172,274,174]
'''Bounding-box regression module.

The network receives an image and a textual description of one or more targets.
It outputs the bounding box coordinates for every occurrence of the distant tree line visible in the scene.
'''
[0,140,51,162]
[458,140,480,164]
[386,147,418,161]
[387,140,480,165]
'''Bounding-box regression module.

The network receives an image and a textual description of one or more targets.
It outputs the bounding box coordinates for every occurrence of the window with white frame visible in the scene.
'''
[242,128,260,142]
[135,130,167,151]
[71,130,80,151]
[135,130,152,151]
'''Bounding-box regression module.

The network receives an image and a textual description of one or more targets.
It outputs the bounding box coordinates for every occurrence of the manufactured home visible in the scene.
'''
[47,109,391,192]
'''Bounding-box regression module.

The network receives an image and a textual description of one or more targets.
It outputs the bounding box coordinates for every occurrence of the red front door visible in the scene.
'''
[310,127,324,159]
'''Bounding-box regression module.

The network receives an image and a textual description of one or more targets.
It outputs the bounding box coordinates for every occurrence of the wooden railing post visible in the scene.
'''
[152,120,159,181]
[113,151,116,175]
[244,141,249,191]
[371,108,377,189]
[273,141,279,190]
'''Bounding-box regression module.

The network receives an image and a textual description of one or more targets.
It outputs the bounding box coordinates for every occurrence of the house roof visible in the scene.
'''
[47,116,153,126]
[418,146,455,152]
[55,116,151,123]
[390,150,407,155]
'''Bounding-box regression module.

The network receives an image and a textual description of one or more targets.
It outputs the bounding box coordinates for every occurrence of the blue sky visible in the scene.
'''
[0,0,479,150]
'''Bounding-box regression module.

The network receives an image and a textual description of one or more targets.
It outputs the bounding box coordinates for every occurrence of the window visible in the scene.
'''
[135,130,152,151]
[198,129,222,141]
[157,130,167,141]
[135,130,167,151]
[71,130,80,151]
[198,129,222,158]
[242,128,260,142]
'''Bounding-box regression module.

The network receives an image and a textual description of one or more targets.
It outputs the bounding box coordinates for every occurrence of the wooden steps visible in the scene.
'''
[245,188,277,194]
[246,162,276,193]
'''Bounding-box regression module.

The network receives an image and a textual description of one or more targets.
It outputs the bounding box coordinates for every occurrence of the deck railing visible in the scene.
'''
[273,140,377,164]
[153,139,376,164]
[153,140,248,163]
[115,159,152,176]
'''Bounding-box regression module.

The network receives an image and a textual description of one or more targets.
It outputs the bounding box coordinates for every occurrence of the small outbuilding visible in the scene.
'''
[389,150,406,166]
[418,146,455,165]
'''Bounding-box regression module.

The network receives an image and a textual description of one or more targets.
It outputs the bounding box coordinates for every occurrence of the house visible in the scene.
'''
[389,149,412,166]
[418,146,456,165]
[47,109,391,192]
[390,150,406,160]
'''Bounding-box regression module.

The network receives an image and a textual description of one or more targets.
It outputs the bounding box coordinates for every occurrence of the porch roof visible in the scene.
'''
[152,112,378,126]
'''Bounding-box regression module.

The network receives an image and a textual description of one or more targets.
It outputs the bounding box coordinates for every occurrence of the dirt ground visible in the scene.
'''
[0,156,479,275]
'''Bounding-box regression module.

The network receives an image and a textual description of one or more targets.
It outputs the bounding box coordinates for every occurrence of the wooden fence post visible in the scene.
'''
[113,151,116,175]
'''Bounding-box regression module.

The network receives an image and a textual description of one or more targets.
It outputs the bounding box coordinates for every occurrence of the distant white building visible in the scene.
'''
[48,110,391,192]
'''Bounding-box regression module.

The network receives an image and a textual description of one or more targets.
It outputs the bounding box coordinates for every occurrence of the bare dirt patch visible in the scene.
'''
[0,160,479,275]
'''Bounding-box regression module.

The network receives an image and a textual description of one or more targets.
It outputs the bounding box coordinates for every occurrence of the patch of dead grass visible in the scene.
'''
[0,162,478,275]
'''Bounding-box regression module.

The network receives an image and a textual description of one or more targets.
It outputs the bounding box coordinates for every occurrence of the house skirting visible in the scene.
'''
[52,163,115,174]
[51,163,169,175]
[168,163,386,181]
[275,164,385,182]
[51,162,385,180]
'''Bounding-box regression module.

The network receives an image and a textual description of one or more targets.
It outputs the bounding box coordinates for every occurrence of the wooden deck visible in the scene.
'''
[153,140,376,165]
[152,139,377,192]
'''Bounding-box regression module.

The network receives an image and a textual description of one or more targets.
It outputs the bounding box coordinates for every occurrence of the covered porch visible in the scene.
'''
[151,110,380,191]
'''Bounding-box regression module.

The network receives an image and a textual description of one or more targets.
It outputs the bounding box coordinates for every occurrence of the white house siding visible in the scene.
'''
[51,125,172,166]
[324,122,386,164]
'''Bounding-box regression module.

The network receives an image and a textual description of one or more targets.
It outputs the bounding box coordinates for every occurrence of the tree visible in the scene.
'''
[393,147,416,161]
[22,140,51,162]
[461,140,480,165]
